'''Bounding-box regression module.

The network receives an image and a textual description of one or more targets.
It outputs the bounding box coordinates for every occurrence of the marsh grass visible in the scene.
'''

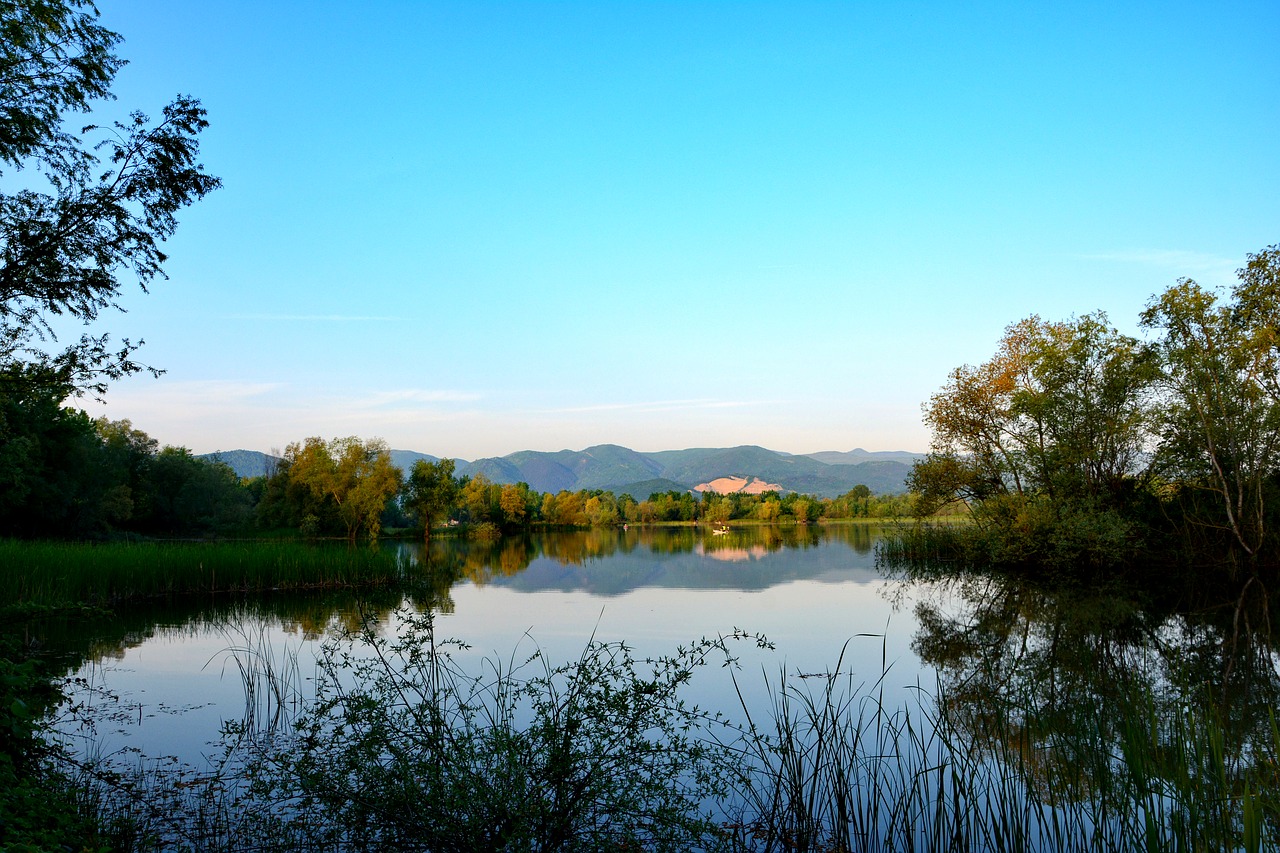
[724,659,1280,852]
[875,522,976,570]
[53,617,1280,852]
[0,540,412,610]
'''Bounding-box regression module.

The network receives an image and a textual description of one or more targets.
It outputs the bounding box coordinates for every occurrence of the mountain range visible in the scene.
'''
[199,445,923,498]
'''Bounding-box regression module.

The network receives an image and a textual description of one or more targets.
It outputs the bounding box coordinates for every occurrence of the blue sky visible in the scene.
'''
[79,1,1279,458]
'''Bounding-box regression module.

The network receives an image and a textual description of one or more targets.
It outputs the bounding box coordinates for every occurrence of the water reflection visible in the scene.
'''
[19,526,889,676]
[897,560,1280,808]
[399,524,883,598]
[26,528,1280,849]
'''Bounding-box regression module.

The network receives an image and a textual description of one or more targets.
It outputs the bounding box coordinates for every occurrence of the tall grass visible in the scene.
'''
[722,660,1280,851]
[875,522,975,571]
[57,612,1280,852]
[0,540,412,610]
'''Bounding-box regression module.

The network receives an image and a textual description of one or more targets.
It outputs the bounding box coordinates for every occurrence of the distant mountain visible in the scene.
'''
[803,448,924,466]
[447,444,916,497]
[458,456,524,484]
[390,449,440,474]
[457,444,664,493]
[215,443,922,497]
[648,445,829,486]
[198,450,281,479]
[611,477,691,499]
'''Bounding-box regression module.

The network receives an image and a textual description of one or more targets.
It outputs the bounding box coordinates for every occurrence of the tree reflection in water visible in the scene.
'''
[900,557,1280,822]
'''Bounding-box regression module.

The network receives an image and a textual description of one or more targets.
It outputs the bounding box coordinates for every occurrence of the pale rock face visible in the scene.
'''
[694,476,785,495]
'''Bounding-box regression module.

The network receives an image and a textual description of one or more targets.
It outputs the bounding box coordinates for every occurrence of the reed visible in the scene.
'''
[722,659,1280,852]
[0,540,411,609]
[875,522,976,571]
[52,617,1280,852]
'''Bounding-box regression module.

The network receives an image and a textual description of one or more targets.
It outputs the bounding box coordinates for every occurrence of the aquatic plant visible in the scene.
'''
[58,613,1280,852]
[0,540,412,610]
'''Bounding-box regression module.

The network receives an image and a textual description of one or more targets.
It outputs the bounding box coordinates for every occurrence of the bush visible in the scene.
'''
[220,610,766,851]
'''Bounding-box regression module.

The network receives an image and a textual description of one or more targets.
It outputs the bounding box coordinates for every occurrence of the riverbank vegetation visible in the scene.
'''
[903,244,1280,580]
[40,599,1280,852]
[0,540,412,612]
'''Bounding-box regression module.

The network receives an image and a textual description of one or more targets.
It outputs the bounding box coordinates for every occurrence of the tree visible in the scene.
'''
[846,484,872,517]
[141,447,252,534]
[460,472,497,525]
[791,497,814,524]
[702,495,731,525]
[584,493,619,526]
[0,365,99,536]
[910,312,1159,569]
[912,313,1156,513]
[1140,248,1280,563]
[91,416,155,525]
[499,483,528,527]
[403,458,460,541]
[284,437,403,541]
[1,0,220,395]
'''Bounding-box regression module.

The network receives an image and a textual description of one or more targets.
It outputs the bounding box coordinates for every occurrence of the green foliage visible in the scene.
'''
[264,436,403,541]
[0,539,411,609]
[0,638,108,851]
[0,379,254,538]
[224,610,755,851]
[1140,253,1280,563]
[0,0,220,393]
[909,243,1280,573]
[404,457,462,539]
[0,367,101,537]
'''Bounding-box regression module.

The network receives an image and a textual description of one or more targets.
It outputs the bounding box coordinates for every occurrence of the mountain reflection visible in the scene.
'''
[397,524,882,595]
[30,526,888,669]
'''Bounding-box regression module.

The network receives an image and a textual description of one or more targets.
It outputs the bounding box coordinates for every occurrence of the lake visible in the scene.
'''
[53,526,920,766]
[35,524,1280,851]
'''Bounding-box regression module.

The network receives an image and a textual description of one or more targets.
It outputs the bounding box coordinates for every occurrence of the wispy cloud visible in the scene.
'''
[354,389,483,408]
[1081,249,1238,278]
[539,398,765,415]
[223,314,401,322]
[105,379,283,405]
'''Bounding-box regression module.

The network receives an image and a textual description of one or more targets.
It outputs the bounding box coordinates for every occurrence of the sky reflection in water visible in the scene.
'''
[60,526,931,772]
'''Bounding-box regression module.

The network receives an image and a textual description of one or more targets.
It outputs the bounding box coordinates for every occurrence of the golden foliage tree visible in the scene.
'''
[284,436,402,541]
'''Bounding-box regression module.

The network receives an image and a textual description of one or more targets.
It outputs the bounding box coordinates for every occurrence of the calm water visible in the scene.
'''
[51,525,936,770]
[32,524,1280,850]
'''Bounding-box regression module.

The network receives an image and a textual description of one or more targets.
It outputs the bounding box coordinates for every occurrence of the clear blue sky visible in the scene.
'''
[81,1,1279,458]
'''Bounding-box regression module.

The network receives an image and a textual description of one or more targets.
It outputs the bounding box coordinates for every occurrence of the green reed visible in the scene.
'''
[58,616,1280,852]
[0,540,411,609]
[722,662,1280,852]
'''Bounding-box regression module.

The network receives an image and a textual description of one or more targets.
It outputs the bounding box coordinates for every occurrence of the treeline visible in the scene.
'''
[0,372,254,538]
[904,243,1280,576]
[0,382,915,541]
[254,441,921,539]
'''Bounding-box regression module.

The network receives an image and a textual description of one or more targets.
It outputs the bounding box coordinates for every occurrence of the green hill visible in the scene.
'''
[217,443,918,497]
[446,444,915,497]
[197,450,281,479]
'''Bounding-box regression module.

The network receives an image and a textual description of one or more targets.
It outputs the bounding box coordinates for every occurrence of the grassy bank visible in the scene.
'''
[0,540,411,612]
[1,539,416,850]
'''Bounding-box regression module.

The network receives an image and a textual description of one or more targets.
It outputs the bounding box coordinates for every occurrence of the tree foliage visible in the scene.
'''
[911,244,1280,573]
[282,436,403,541]
[914,313,1156,511]
[0,0,220,395]
[1140,249,1280,561]
[0,378,252,538]
[403,457,461,541]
